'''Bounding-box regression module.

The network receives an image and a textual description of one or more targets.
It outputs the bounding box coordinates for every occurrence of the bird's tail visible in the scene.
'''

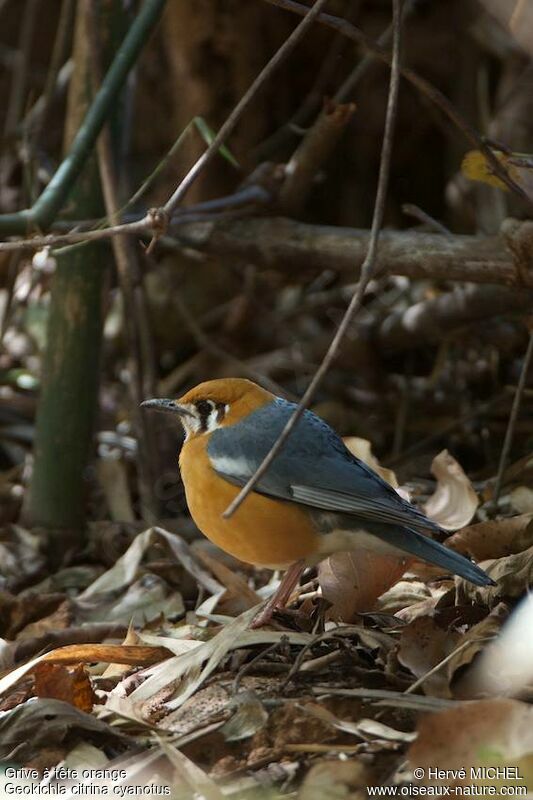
[376,526,495,587]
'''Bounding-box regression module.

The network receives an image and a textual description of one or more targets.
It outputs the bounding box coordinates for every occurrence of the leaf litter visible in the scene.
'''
[1,449,533,797]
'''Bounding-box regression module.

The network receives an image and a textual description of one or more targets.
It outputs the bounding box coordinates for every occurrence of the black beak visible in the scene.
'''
[140,398,194,417]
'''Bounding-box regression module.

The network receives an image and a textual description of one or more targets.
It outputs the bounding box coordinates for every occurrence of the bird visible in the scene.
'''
[142,378,494,625]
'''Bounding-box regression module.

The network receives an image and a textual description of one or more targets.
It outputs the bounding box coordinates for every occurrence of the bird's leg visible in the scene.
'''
[251,560,305,628]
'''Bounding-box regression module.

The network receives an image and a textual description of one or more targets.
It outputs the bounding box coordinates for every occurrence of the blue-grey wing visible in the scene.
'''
[207,398,441,535]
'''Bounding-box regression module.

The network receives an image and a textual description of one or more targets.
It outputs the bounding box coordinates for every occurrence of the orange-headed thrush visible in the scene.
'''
[142,378,493,620]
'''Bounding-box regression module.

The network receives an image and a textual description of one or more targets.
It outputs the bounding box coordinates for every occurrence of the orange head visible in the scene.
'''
[141,378,273,439]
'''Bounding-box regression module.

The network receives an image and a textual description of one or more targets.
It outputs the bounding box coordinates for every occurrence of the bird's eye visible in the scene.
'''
[195,399,213,417]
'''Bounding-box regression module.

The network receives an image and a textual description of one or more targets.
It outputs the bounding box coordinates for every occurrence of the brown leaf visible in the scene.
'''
[195,547,261,615]
[0,698,130,761]
[447,514,533,561]
[457,545,533,606]
[319,550,410,622]
[343,437,400,488]
[408,699,533,788]
[0,643,172,701]
[424,450,478,530]
[398,617,459,698]
[34,662,95,713]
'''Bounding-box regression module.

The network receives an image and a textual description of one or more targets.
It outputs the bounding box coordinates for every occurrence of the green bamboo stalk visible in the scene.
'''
[0,0,166,236]
[28,0,128,538]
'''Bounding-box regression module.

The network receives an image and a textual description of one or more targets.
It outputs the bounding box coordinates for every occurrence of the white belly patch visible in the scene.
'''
[315,528,406,562]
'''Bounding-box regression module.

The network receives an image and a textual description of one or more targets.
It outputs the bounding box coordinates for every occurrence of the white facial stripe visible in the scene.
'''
[205,407,220,432]
[179,403,201,440]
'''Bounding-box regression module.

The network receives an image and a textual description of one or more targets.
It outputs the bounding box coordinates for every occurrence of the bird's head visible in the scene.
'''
[141,378,273,439]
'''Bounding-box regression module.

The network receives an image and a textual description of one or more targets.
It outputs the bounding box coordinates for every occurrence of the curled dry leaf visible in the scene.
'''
[457,545,533,606]
[0,643,172,701]
[319,550,410,623]
[378,579,435,617]
[447,513,533,561]
[408,698,533,788]
[302,703,416,744]
[79,526,222,599]
[194,546,262,615]
[34,662,95,713]
[343,437,400,488]
[510,486,533,514]
[0,698,130,761]
[424,450,479,530]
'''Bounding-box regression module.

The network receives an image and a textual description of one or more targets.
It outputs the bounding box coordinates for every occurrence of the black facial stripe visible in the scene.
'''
[216,402,226,423]
[195,399,213,431]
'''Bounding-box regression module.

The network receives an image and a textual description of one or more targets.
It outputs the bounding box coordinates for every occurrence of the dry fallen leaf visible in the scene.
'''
[0,698,130,761]
[302,703,416,744]
[344,437,400,488]
[510,486,533,514]
[319,550,410,622]
[447,513,533,561]
[0,643,172,701]
[424,450,479,530]
[457,545,533,606]
[195,546,261,615]
[408,698,533,789]
[34,662,95,713]
[398,616,460,698]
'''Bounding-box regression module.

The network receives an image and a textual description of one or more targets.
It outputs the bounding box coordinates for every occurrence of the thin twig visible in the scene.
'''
[161,0,331,219]
[404,638,490,695]
[223,0,403,519]
[0,184,273,254]
[493,329,533,503]
[233,637,288,695]
[401,203,452,237]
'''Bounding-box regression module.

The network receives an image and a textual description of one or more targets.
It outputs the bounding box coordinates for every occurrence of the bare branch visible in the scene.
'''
[278,100,356,216]
[172,216,518,287]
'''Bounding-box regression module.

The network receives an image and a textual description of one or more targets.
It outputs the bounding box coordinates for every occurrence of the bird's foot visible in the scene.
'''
[250,560,305,629]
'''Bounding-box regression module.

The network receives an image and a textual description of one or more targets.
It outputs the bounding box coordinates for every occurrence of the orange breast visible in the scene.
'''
[179,436,321,568]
